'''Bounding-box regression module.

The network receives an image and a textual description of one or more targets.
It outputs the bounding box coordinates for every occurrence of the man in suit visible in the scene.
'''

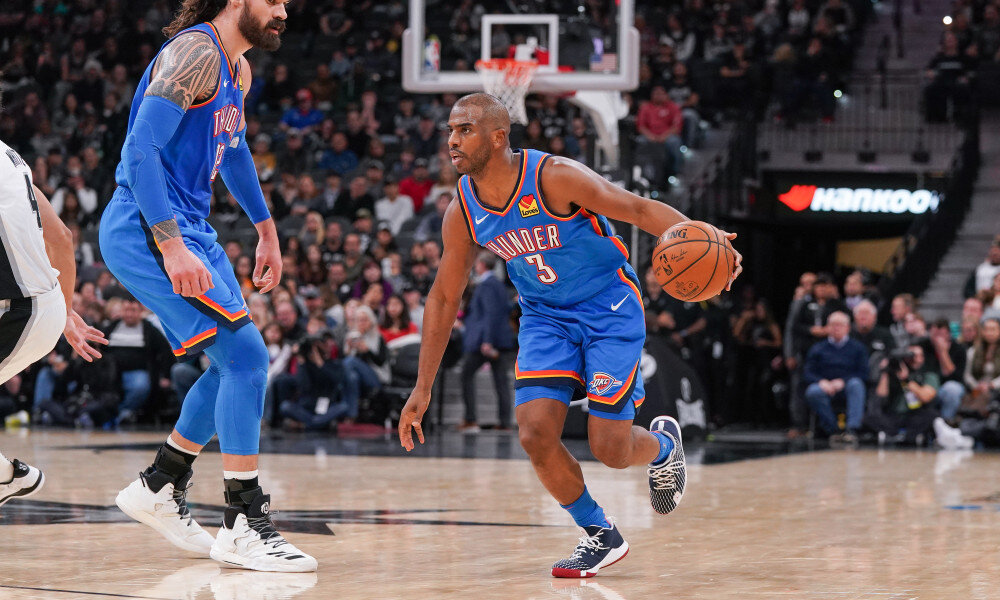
[460,252,516,431]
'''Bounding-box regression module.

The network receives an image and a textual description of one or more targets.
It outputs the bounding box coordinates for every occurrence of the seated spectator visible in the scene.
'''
[411,115,440,158]
[415,192,451,242]
[352,260,393,301]
[380,294,419,344]
[325,261,353,306]
[929,318,968,420]
[400,158,434,212]
[252,134,277,181]
[342,305,389,397]
[804,311,868,442]
[307,63,337,111]
[363,160,385,198]
[851,299,895,362]
[319,220,344,265]
[280,88,324,134]
[963,239,1000,298]
[374,176,414,235]
[371,224,397,262]
[274,299,306,344]
[779,37,836,122]
[298,244,327,286]
[279,333,355,430]
[924,32,975,123]
[102,298,174,425]
[718,40,755,113]
[341,233,367,282]
[667,62,703,148]
[310,173,343,218]
[402,286,425,331]
[636,84,684,183]
[963,316,1000,406]
[334,176,375,220]
[299,211,325,248]
[317,132,359,177]
[866,344,941,445]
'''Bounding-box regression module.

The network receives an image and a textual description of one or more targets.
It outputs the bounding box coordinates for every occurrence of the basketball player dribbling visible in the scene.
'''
[98,0,315,571]
[399,93,742,578]
[0,83,108,508]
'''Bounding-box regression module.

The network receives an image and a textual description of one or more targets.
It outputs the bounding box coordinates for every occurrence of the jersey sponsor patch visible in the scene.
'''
[588,372,623,396]
[518,194,540,218]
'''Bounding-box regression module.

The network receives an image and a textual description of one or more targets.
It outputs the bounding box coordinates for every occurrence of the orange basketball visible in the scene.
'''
[652,220,735,302]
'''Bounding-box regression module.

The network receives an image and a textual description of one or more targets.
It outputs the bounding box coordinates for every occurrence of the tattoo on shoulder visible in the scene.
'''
[145,33,221,110]
[150,219,182,244]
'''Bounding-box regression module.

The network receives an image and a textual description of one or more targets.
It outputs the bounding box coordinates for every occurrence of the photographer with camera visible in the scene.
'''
[803,311,868,444]
[865,344,944,445]
[278,331,355,431]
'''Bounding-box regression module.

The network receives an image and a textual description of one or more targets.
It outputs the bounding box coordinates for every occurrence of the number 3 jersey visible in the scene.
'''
[456,149,633,307]
[0,139,58,300]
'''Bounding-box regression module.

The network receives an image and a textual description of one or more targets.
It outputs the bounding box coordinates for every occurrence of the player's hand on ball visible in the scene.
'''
[718,230,743,291]
[63,310,107,362]
[161,239,214,297]
[399,391,431,451]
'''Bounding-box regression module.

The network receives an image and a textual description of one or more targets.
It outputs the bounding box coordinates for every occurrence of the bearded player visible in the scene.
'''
[399,94,742,578]
[99,0,315,572]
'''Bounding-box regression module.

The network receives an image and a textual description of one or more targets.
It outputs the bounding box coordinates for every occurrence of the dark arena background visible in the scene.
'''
[2,0,1000,597]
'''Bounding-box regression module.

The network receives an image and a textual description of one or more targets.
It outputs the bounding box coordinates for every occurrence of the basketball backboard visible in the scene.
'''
[402,0,639,94]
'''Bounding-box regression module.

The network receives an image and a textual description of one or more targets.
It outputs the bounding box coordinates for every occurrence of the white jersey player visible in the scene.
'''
[0,136,108,508]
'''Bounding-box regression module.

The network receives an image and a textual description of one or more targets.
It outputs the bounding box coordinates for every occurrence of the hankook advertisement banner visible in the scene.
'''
[760,170,948,223]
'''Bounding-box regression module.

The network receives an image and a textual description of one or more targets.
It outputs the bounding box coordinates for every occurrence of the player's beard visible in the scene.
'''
[458,144,492,176]
[238,3,284,51]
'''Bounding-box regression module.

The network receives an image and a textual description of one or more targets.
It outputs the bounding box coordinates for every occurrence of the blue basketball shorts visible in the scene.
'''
[99,188,251,357]
[514,267,646,421]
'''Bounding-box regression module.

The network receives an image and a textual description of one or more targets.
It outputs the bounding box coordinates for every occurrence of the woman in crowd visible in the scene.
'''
[380,294,419,344]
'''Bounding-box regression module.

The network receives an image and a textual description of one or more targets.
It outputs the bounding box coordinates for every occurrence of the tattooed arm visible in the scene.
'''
[120,31,220,296]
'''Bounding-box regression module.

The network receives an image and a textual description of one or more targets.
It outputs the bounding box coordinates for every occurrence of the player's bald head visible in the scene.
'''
[454,93,511,134]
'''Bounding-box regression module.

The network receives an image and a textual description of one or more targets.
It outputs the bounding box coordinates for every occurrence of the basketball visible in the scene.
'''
[652,220,734,302]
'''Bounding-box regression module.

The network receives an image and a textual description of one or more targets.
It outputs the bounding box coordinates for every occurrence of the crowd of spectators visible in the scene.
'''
[640,235,1000,449]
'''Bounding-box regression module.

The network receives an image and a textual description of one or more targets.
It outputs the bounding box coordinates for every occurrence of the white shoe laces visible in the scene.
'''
[570,530,607,559]
[649,459,683,491]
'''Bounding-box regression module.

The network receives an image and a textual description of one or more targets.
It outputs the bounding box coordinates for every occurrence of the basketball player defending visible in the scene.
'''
[400,94,742,578]
[0,88,108,507]
[99,0,315,572]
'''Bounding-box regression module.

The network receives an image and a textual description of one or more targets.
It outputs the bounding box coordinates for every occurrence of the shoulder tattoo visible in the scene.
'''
[145,33,221,110]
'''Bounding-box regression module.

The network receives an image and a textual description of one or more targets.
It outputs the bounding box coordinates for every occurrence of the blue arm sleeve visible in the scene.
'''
[219,129,271,224]
[120,96,185,225]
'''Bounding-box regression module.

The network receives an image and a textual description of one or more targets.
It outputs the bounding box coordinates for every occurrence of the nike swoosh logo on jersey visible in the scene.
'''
[224,80,229,88]
[475,214,488,225]
[611,295,629,311]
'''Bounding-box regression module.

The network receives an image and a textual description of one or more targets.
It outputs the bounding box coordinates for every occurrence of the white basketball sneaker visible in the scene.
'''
[0,459,44,508]
[211,492,317,573]
[115,469,215,555]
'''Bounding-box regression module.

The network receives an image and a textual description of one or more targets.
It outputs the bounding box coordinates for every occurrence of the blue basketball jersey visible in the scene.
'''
[457,149,630,306]
[114,23,244,222]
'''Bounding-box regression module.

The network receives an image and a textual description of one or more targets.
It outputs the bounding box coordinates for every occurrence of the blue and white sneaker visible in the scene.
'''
[648,416,686,515]
[551,519,629,578]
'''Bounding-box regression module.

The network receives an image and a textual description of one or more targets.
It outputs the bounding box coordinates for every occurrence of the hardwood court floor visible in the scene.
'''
[2,429,1000,600]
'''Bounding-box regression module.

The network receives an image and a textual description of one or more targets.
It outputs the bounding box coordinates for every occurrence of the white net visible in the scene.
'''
[475,59,539,125]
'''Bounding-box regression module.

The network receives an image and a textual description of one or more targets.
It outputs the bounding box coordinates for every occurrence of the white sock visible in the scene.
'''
[167,436,200,457]
[223,470,259,480]
[0,451,13,482]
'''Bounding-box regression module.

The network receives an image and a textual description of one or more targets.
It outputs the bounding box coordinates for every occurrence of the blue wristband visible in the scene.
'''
[121,96,185,225]
[220,130,271,224]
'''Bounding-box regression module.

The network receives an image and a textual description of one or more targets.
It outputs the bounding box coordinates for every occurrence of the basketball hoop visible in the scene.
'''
[475,59,539,125]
